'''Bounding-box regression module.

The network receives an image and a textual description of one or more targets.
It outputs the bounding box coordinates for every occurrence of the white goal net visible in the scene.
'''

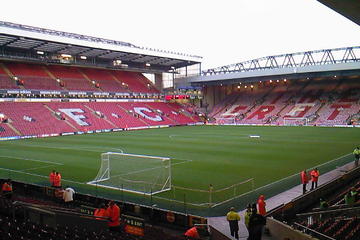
[283,117,308,126]
[215,117,236,125]
[88,152,171,195]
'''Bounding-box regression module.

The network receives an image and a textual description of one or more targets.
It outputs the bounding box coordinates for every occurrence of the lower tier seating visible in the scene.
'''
[0,101,200,137]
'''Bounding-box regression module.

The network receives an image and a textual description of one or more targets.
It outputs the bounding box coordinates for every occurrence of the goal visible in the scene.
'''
[283,117,308,126]
[88,152,171,195]
[215,117,236,125]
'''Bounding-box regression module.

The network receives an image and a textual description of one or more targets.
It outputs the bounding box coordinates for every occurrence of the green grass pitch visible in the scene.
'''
[0,125,359,216]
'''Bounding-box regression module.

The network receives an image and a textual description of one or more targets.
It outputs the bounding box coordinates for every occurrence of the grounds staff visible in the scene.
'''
[226,207,240,239]
[353,147,360,167]
[300,169,308,194]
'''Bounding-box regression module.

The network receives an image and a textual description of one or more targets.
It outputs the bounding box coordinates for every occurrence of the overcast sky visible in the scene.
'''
[1,0,360,69]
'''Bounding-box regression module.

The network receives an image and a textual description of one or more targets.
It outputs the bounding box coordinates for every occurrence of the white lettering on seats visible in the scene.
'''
[134,107,162,122]
[59,108,89,126]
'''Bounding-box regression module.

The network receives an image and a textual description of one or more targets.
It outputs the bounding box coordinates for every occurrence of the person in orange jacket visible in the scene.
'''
[300,169,308,194]
[310,168,320,190]
[184,226,200,239]
[107,200,121,231]
[94,203,109,220]
[49,170,56,187]
[257,195,266,216]
[53,172,62,188]
[1,179,13,200]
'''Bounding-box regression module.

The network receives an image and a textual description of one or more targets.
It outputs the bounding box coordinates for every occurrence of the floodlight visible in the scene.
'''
[61,54,72,58]
[36,51,44,55]
[80,56,87,60]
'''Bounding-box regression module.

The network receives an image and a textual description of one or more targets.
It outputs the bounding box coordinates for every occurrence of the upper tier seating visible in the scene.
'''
[46,65,98,91]
[0,61,160,94]
[81,68,128,92]
[4,62,62,90]
[0,75,18,89]
[112,71,159,93]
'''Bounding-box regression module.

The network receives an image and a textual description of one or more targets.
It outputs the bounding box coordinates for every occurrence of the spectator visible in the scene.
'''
[248,204,266,240]
[310,168,320,190]
[107,200,121,231]
[184,226,200,239]
[49,170,56,187]
[257,195,266,216]
[1,179,13,200]
[300,169,308,194]
[350,187,358,202]
[344,191,355,205]
[62,186,75,206]
[54,172,62,188]
[94,203,108,220]
[319,198,329,209]
[244,204,252,230]
[353,147,359,167]
[226,207,240,240]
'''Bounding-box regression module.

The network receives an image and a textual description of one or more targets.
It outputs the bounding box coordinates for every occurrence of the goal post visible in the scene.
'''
[88,152,171,195]
[283,117,308,126]
[215,117,236,125]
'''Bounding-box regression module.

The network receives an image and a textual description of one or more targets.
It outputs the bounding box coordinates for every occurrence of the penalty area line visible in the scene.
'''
[0,155,63,165]
[0,167,87,185]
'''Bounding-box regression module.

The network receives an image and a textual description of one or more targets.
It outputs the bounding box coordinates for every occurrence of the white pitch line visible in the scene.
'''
[0,155,63,165]
[3,143,123,154]
[0,167,86,185]
[22,165,57,171]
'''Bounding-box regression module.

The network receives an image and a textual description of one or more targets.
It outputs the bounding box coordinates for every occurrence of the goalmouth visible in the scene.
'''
[88,152,171,195]
[283,117,309,126]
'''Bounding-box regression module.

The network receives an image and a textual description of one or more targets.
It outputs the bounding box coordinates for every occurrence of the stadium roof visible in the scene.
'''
[179,46,360,86]
[318,0,360,26]
[0,21,202,73]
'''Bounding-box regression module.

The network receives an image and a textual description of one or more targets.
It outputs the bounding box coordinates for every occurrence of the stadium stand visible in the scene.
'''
[4,62,62,91]
[210,78,360,126]
[265,165,360,240]
[0,101,200,137]
[0,102,75,136]
[81,68,128,92]
[45,65,98,92]
[112,71,159,94]
[0,65,19,89]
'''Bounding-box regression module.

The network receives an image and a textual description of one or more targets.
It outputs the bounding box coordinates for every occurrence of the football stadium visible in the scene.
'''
[0,1,360,240]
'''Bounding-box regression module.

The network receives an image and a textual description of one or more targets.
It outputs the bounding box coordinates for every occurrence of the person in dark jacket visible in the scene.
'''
[248,204,266,240]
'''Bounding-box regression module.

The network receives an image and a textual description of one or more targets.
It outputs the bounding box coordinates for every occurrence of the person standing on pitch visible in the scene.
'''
[353,147,360,167]
[226,207,240,240]
[257,195,266,216]
[310,168,320,190]
[49,170,56,187]
[300,169,308,194]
